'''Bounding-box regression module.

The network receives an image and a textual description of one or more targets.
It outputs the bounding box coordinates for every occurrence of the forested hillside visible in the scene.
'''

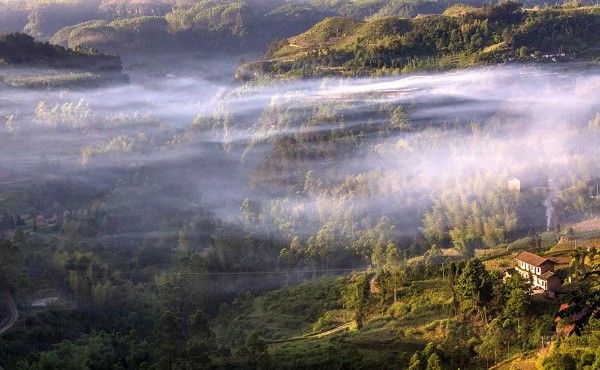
[0,32,121,71]
[305,0,599,18]
[0,60,599,368]
[2,0,593,65]
[0,1,599,369]
[244,2,600,78]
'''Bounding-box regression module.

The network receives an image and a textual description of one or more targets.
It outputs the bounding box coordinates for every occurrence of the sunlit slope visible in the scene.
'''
[214,221,600,369]
[305,0,600,19]
[48,1,331,59]
[243,3,600,78]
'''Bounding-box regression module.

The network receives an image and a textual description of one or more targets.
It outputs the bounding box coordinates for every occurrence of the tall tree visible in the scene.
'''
[342,273,370,328]
[457,258,493,320]
[503,274,529,320]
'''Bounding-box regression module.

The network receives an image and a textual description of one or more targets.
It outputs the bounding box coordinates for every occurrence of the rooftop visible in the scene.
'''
[515,251,556,267]
[539,271,558,281]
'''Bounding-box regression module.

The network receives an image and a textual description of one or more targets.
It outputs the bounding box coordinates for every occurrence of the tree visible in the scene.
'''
[391,106,411,138]
[478,318,514,365]
[426,353,443,370]
[242,332,267,365]
[12,227,25,246]
[189,309,212,339]
[457,259,493,320]
[342,273,370,329]
[352,216,395,267]
[180,309,216,368]
[503,274,529,320]
[371,241,386,269]
[289,236,305,279]
[408,353,424,370]
[385,243,403,302]
[154,310,184,361]
[541,353,577,370]
[0,239,23,289]
[570,247,597,281]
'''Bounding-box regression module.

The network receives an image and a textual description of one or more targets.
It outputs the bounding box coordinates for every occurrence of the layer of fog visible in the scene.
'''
[2,63,600,242]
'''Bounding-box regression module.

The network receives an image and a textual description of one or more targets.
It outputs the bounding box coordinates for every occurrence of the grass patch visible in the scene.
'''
[215,276,347,346]
[4,72,101,89]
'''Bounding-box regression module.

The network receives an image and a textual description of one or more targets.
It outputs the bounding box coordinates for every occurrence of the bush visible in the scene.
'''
[541,353,577,370]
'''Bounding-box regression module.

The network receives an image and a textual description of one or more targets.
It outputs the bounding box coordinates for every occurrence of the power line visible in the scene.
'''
[12,267,362,277]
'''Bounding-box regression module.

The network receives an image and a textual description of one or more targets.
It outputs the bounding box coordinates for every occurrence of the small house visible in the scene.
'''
[555,303,590,336]
[514,251,562,294]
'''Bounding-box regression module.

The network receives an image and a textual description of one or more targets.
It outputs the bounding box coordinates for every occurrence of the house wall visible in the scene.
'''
[515,258,560,291]
[546,277,561,291]
[532,275,545,289]
[516,259,554,275]
[539,261,555,274]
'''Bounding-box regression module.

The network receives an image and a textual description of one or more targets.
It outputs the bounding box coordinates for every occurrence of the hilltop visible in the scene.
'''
[2,0,594,72]
[0,32,126,87]
[0,32,121,72]
[239,2,600,78]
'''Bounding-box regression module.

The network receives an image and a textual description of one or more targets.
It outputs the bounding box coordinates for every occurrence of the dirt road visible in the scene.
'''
[0,292,18,335]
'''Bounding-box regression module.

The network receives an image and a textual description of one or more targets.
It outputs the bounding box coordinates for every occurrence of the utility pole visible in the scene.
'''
[541,335,544,350]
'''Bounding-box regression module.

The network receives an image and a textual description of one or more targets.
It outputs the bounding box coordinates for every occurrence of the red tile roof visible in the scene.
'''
[514,251,556,267]
[560,324,575,335]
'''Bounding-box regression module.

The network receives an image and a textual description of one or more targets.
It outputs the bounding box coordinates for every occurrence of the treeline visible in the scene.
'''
[1,0,496,42]
[49,1,331,58]
[305,0,591,19]
[248,2,600,78]
[214,253,594,369]
[0,171,279,368]
[5,0,590,65]
[358,259,553,368]
[0,32,123,74]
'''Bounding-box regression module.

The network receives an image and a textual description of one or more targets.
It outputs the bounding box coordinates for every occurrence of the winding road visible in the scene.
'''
[0,292,18,335]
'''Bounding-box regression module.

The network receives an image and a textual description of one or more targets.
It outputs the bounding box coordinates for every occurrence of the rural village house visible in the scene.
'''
[507,251,562,297]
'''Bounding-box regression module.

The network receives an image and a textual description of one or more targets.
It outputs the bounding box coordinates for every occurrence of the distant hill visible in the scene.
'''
[239,2,600,78]
[0,32,121,71]
[0,32,126,87]
[3,0,591,63]
[49,1,332,59]
[51,17,174,56]
[307,0,599,19]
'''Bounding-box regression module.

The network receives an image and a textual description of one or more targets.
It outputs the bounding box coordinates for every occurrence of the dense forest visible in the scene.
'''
[0,31,127,87]
[243,2,600,78]
[0,1,598,369]
[0,60,599,368]
[0,31,121,70]
[0,0,593,63]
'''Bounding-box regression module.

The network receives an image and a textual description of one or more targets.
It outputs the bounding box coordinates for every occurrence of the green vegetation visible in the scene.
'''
[1,10,600,366]
[212,246,592,369]
[0,32,120,70]
[47,0,332,60]
[0,84,599,368]
[246,2,600,78]
[0,32,125,87]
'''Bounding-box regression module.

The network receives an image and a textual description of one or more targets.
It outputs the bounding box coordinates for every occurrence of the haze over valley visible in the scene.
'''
[0,1,598,369]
